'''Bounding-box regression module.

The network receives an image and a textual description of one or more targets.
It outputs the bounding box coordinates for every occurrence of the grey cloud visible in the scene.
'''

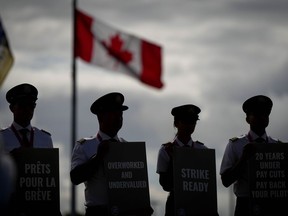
[0,0,70,20]
[265,64,288,96]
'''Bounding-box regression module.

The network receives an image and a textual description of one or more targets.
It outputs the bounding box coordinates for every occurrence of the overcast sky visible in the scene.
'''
[1,0,288,215]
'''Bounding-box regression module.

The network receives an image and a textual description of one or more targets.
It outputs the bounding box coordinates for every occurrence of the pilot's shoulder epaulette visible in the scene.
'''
[195,140,204,145]
[229,137,239,142]
[0,127,8,132]
[0,126,10,132]
[41,129,51,136]
[77,138,87,145]
[162,142,173,148]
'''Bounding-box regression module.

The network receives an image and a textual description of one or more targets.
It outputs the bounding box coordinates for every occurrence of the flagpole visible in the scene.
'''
[71,0,77,215]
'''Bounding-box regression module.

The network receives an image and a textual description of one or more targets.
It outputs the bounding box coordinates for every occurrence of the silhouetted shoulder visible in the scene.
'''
[0,127,9,133]
[276,139,284,143]
[0,127,12,136]
[195,140,204,145]
[77,138,87,145]
[162,142,173,148]
[40,129,51,136]
[229,137,239,142]
[229,134,246,142]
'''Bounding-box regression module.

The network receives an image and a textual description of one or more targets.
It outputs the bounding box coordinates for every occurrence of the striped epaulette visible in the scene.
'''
[229,137,240,142]
[77,138,87,145]
[230,134,246,142]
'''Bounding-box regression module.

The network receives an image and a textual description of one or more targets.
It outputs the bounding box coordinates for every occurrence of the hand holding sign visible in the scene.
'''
[242,143,257,161]
[97,140,110,157]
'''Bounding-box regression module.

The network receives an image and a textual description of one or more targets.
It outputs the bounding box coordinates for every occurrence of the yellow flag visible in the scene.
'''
[0,17,14,87]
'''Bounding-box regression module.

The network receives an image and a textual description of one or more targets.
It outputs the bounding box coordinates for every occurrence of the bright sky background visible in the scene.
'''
[1,0,288,215]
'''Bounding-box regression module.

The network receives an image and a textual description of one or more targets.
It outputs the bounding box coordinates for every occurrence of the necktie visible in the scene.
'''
[109,138,118,142]
[19,129,31,147]
[255,137,265,143]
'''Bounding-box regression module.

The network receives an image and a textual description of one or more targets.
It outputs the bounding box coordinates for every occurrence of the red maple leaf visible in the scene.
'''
[101,34,133,64]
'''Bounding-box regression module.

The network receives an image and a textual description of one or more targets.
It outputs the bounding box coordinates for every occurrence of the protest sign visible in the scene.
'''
[249,143,288,216]
[10,148,60,215]
[173,148,218,216]
[104,142,151,216]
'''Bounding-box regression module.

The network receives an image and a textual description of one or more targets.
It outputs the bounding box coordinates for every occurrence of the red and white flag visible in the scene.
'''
[75,9,163,89]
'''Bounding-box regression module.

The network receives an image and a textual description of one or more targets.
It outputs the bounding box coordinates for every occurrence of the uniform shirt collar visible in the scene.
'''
[174,137,193,147]
[249,130,267,141]
[12,122,32,131]
[98,130,119,141]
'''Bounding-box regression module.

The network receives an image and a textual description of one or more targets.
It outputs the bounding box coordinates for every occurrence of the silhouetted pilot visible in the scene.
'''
[0,83,59,216]
[220,95,281,216]
[1,83,53,152]
[156,104,208,216]
[70,92,153,216]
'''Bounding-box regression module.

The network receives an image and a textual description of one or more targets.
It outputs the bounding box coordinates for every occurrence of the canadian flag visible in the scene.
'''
[75,9,163,89]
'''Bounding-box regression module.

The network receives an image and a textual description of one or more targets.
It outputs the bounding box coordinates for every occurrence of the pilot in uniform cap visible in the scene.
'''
[90,92,129,115]
[242,95,273,115]
[171,104,201,123]
[6,83,38,104]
